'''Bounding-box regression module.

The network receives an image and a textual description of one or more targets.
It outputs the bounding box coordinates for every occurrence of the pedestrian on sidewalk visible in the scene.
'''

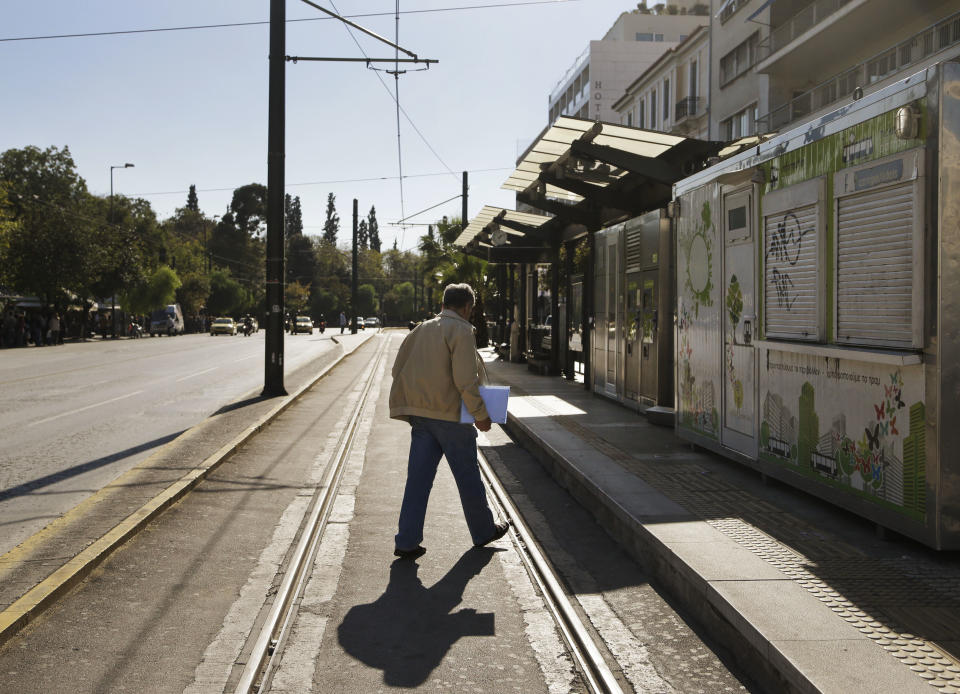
[47,311,60,346]
[389,283,508,560]
[339,310,347,334]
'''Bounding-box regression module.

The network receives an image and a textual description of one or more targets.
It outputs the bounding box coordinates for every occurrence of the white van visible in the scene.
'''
[150,304,184,336]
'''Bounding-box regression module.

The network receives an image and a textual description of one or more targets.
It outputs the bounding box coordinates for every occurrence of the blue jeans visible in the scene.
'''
[395,416,497,550]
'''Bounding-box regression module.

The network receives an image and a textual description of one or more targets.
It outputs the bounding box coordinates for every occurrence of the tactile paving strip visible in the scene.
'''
[514,392,960,691]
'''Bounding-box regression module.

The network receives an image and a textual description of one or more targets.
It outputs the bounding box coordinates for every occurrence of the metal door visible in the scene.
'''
[625,272,642,402]
[639,271,658,403]
[722,187,757,456]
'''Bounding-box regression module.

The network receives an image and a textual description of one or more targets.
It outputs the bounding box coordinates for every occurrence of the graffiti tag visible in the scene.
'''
[766,212,808,266]
[771,268,797,310]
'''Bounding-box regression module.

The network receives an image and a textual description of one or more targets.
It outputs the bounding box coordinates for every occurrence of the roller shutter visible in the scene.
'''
[836,182,915,348]
[764,203,819,339]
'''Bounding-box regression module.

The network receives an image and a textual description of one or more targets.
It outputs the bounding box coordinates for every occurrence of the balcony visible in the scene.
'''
[756,8,960,132]
[675,96,704,122]
[758,0,854,62]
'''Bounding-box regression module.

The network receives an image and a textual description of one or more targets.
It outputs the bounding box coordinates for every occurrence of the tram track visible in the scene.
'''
[236,335,392,694]
[479,449,626,694]
[236,330,626,694]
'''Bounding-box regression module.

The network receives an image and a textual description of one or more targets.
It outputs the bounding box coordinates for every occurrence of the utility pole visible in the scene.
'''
[462,171,468,244]
[263,0,286,396]
[351,198,358,334]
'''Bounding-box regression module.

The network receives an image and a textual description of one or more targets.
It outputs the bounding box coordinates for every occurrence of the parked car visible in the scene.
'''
[210,317,237,336]
[291,316,314,335]
[150,303,184,336]
[355,316,365,330]
[364,316,379,329]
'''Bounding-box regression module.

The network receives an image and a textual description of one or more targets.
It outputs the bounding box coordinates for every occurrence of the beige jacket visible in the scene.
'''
[389,309,489,423]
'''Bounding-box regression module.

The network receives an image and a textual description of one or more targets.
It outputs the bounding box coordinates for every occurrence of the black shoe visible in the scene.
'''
[394,545,426,559]
[475,521,510,548]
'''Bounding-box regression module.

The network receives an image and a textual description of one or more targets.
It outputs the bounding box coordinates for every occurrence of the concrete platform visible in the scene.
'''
[484,350,960,694]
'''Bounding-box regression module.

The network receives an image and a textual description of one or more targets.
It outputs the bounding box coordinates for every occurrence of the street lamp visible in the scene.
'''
[108,162,135,338]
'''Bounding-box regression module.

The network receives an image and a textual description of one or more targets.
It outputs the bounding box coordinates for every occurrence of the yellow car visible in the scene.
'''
[210,317,237,335]
[291,316,313,334]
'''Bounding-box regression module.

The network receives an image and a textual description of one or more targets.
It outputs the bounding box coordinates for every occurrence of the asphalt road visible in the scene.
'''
[0,328,363,556]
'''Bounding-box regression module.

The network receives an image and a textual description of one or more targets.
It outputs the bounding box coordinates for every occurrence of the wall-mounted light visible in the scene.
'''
[490,224,508,247]
[895,103,920,140]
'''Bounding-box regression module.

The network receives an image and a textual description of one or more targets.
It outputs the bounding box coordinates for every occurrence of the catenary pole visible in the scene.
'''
[263,0,286,396]
[352,198,358,334]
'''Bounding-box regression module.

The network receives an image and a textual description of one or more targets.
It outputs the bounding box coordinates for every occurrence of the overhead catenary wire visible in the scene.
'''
[127,166,511,198]
[0,1,581,43]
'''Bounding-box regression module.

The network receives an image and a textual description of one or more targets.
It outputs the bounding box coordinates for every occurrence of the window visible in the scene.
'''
[650,91,658,130]
[720,103,757,140]
[627,110,633,127]
[655,34,664,41]
[763,179,824,341]
[720,33,758,85]
[834,150,924,348]
[639,99,645,128]
[636,32,653,41]
[663,79,670,121]
[689,59,698,97]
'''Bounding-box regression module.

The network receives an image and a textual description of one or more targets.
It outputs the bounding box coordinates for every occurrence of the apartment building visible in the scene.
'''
[709,0,770,140]
[752,0,960,132]
[612,25,711,139]
[547,8,709,125]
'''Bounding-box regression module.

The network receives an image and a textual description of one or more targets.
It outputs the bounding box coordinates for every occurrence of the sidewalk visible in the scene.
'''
[483,350,960,694]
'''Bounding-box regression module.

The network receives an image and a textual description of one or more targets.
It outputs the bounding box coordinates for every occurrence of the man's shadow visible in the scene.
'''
[338,548,501,687]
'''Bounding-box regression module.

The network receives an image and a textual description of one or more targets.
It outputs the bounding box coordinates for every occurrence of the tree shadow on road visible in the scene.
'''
[338,547,501,688]
[0,430,186,502]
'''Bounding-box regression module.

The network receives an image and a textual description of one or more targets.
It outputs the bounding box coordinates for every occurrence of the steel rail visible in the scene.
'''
[478,449,626,694]
[235,335,391,693]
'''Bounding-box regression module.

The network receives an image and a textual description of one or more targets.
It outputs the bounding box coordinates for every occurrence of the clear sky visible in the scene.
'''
[1,0,638,252]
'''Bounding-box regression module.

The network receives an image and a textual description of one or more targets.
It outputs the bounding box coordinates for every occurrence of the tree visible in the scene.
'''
[206,269,250,316]
[125,265,181,314]
[287,233,316,286]
[186,184,199,212]
[357,219,369,249]
[357,283,377,315]
[382,281,415,322]
[285,280,311,316]
[0,145,103,306]
[284,193,303,238]
[323,192,339,244]
[367,205,381,252]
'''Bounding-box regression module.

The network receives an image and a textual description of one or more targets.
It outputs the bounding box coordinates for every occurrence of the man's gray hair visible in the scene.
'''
[442,283,475,310]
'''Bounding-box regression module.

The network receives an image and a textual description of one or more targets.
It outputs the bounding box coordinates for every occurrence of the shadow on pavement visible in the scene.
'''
[338,548,501,688]
[0,430,187,502]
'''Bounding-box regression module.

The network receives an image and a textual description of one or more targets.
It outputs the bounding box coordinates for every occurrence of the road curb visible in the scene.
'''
[0,335,375,649]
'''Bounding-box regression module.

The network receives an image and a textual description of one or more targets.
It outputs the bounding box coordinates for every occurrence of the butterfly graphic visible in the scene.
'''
[864,424,881,451]
[894,389,905,409]
[890,416,898,436]
[874,402,885,420]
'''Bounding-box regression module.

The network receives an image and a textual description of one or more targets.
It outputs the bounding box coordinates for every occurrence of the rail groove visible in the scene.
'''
[236,334,391,693]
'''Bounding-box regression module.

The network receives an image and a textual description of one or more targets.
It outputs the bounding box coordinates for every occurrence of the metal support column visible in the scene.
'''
[584,232,594,391]
[550,245,560,376]
[263,0,286,396]
[351,198,358,334]
[564,240,575,381]
[519,263,527,359]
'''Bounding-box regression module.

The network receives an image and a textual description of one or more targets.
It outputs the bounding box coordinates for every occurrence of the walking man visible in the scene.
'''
[339,311,347,334]
[389,283,508,560]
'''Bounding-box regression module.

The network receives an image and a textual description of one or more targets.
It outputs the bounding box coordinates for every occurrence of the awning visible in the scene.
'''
[460,116,724,261]
[502,117,687,203]
[456,205,553,248]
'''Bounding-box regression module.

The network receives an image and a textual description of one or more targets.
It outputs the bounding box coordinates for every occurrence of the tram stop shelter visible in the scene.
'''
[457,116,724,391]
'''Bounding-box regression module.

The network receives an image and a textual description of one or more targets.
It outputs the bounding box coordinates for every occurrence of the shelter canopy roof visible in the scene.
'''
[456,205,553,248]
